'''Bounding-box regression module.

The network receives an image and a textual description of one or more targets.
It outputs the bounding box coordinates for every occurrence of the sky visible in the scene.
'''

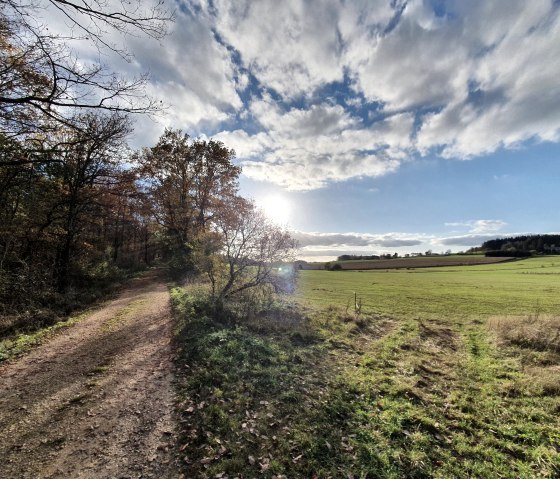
[51,0,560,260]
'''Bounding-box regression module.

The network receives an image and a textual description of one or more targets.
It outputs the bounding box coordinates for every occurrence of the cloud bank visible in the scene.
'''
[294,218,515,258]
[90,0,560,189]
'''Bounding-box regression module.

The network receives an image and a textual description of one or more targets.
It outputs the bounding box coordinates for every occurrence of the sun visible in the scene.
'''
[259,194,291,225]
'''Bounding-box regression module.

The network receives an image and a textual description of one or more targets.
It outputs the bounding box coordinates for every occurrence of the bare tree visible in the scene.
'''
[207,197,298,304]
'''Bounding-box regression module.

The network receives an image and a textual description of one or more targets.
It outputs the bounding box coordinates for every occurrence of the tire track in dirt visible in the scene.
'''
[0,271,181,479]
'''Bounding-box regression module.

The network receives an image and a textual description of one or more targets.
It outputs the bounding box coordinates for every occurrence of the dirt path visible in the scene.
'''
[0,271,181,479]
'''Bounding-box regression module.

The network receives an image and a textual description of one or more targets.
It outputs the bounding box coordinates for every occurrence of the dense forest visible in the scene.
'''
[481,235,560,256]
[0,0,296,337]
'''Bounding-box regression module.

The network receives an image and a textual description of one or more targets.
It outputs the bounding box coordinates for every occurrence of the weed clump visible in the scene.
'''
[489,314,560,397]
[489,315,560,353]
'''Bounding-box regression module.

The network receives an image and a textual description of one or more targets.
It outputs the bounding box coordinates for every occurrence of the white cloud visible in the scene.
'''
[250,100,358,137]
[347,0,472,110]
[216,99,414,189]
[293,229,487,260]
[67,5,245,148]
[241,149,401,190]
[207,0,350,99]
[437,219,509,246]
[294,231,428,249]
[294,228,513,260]
[294,232,370,248]
[435,234,504,247]
[212,129,272,158]
[416,1,560,157]
[46,0,560,188]
[129,8,242,139]
[445,219,508,234]
[293,226,560,259]
[470,220,508,234]
[202,0,560,189]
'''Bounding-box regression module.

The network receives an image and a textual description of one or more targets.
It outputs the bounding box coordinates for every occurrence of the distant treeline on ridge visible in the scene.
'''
[482,234,560,256]
[337,255,381,261]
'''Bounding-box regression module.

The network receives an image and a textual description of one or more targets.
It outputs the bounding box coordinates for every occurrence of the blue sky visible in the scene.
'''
[49,0,560,260]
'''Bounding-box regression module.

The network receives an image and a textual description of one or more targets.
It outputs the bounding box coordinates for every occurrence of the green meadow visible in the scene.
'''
[296,256,560,318]
[173,256,560,478]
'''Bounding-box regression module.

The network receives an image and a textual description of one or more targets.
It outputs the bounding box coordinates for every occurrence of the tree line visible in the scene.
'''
[0,0,296,336]
[482,235,560,256]
[337,254,382,261]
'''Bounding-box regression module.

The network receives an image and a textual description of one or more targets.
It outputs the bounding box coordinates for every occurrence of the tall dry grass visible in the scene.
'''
[489,314,560,353]
[489,314,560,396]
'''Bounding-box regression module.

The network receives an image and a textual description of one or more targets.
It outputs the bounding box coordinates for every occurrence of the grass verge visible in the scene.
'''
[0,311,88,361]
[0,268,158,363]
[0,264,149,340]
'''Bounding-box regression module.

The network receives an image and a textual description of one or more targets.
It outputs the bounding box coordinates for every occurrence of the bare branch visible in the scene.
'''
[0,0,173,136]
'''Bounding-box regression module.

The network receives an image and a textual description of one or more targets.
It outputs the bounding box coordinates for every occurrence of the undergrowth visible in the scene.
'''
[0,262,145,339]
[0,266,152,362]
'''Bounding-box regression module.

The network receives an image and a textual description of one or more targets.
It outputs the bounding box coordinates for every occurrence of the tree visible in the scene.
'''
[0,0,173,319]
[205,197,298,305]
[44,113,132,290]
[0,0,172,137]
[137,129,240,268]
[0,110,146,326]
[100,171,157,266]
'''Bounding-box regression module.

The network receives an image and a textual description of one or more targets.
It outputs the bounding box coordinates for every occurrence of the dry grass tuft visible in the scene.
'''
[490,315,560,396]
[489,314,560,353]
[523,366,560,396]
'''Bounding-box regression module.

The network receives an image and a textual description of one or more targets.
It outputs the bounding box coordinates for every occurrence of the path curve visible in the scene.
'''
[0,271,181,479]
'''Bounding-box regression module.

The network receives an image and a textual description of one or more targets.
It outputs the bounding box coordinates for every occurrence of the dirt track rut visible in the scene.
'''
[0,271,180,478]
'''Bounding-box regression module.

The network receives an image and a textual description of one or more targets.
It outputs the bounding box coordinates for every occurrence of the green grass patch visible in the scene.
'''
[100,298,147,332]
[172,286,398,478]
[0,311,88,362]
[296,256,560,317]
[90,364,110,375]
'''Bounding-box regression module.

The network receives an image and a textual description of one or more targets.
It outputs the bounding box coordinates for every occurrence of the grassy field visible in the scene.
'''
[301,254,513,270]
[173,256,560,478]
[297,256,560,317]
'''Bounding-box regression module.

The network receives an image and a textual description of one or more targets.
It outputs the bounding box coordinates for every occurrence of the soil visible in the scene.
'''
[0,270,182,479]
